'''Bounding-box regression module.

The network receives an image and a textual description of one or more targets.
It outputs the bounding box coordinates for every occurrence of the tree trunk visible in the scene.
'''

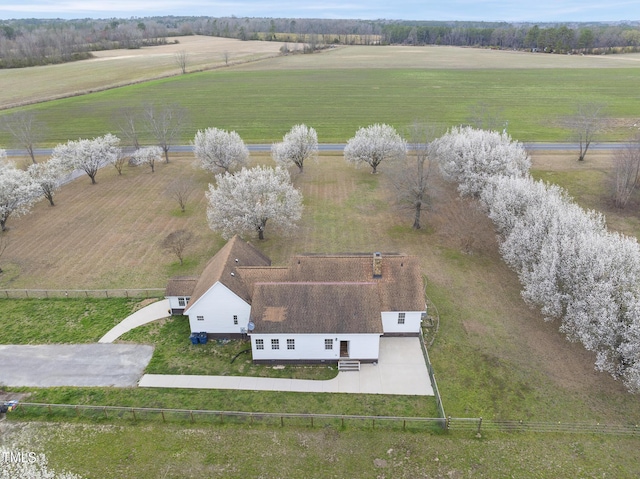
[163,147,170,164]
[90,174,97,184]
[413,204,422,229]
[0,219,6,232]
[46,193,55,206]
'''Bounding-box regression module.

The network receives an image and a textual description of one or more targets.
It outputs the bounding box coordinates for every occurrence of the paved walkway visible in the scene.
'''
[0,344,154,387]
[99,299,170,343]
[139,337,433,396]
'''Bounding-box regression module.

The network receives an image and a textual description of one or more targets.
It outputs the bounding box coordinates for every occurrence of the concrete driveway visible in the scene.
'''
[140,337,433,396]
[0,344,153,387]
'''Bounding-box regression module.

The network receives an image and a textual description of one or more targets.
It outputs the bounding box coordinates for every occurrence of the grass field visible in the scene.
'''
[3,44,640,477]
[2,45,640,147]
[0,35,288,109]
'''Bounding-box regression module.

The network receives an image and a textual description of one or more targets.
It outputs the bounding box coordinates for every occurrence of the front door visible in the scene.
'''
[340,340,349,358]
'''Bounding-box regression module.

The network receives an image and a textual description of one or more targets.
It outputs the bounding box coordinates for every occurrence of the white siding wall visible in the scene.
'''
[167,296,190,312]
[186,282,250,334]
[381,311,424,334]
[250,333,381,361]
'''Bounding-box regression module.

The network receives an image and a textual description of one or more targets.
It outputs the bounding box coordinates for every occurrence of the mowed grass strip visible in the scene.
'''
[0,297,138,344]
[26,422,640,479]
[2,67,640,145]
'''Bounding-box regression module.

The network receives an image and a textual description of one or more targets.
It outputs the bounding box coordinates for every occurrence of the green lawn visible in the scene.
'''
[2,68,640,146]
[119,315,337,380]
[0,298,138,344]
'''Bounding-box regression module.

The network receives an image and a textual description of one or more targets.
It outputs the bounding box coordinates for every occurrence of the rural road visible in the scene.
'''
[3,142,633,158]
[0,344,154,387]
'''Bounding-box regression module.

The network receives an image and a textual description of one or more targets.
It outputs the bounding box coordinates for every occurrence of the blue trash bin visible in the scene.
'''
[198,332,208,344]
[190,333,199,345]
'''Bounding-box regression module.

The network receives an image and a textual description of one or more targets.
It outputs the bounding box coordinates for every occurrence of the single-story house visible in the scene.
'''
[165,236,426,365]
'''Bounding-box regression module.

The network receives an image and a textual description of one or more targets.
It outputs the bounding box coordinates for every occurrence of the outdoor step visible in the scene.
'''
[338,360,360,371]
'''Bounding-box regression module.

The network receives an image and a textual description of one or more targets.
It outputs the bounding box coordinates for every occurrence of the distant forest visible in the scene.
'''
[1,16,640,68]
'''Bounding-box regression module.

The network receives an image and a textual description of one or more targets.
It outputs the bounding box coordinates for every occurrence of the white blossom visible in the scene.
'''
[0,157,39,231]
[193,127,249,174]
[131,145,163,173]
[271,124,318,173]
[52,134,120,184]
[27,157,69,206]
[344,123,406,174]
[436,126,530,197]
[206,165,303,240]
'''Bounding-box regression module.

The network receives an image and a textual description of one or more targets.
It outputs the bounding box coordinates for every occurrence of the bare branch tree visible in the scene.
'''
[222,50,230,66]
[174,50,188,74]
[467,101,507,132]
[563,102,607,161]
[2,111,46,164]
[388,122,440,229]
[166,177,195,213]
[115,107,142,152]
[612,135,640,208]
[161,229,194,265]
[112,150,127,175]
[144,103,187,164]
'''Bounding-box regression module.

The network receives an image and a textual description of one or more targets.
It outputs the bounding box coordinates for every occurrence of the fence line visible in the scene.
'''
[0,288,165,299]
[14,402,445,431]
[419,328,446,420]
[12,403,640,437]
[447,417,640,436]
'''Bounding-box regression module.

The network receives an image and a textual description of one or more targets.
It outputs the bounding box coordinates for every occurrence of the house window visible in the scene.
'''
[325,339,333,350]
[271,339,279,350]
[233,315,238,325]
[256,339,264,350]
[287,339,295,350]
[398,313,405,325]
[178,297,186,307]
[197,315,204,321]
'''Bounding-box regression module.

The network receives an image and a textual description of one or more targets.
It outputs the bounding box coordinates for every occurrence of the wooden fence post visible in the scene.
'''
[131,409,137,421]
[477,417,483,435]
[161,410,165,423]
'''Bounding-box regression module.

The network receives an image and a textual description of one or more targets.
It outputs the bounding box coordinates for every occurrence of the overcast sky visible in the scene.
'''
[0,1,638,22]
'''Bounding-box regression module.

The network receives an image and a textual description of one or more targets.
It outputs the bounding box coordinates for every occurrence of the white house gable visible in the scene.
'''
[187,281,251,335]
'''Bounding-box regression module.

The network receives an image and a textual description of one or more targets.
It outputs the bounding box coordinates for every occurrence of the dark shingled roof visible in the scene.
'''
[165,276,198,297]
[250,283,383,334]
[167,235,425,335]
[183,235,270,313]
[240,254,425,313]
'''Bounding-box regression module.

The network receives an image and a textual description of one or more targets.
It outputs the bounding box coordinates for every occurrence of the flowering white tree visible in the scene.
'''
[344,124,407,174]
[193,127,249,174]
[131,145,163,173]
[436,126,531,197]
[480,174,640,392]
[52,134,121,184]
[27,157,69,206]
[271,124,318,173]
[0,156,39,231]
[206,166,303,240]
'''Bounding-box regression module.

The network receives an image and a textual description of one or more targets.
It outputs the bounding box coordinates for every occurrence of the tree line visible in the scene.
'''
[2,16,639,68]
[0,18,169,68]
